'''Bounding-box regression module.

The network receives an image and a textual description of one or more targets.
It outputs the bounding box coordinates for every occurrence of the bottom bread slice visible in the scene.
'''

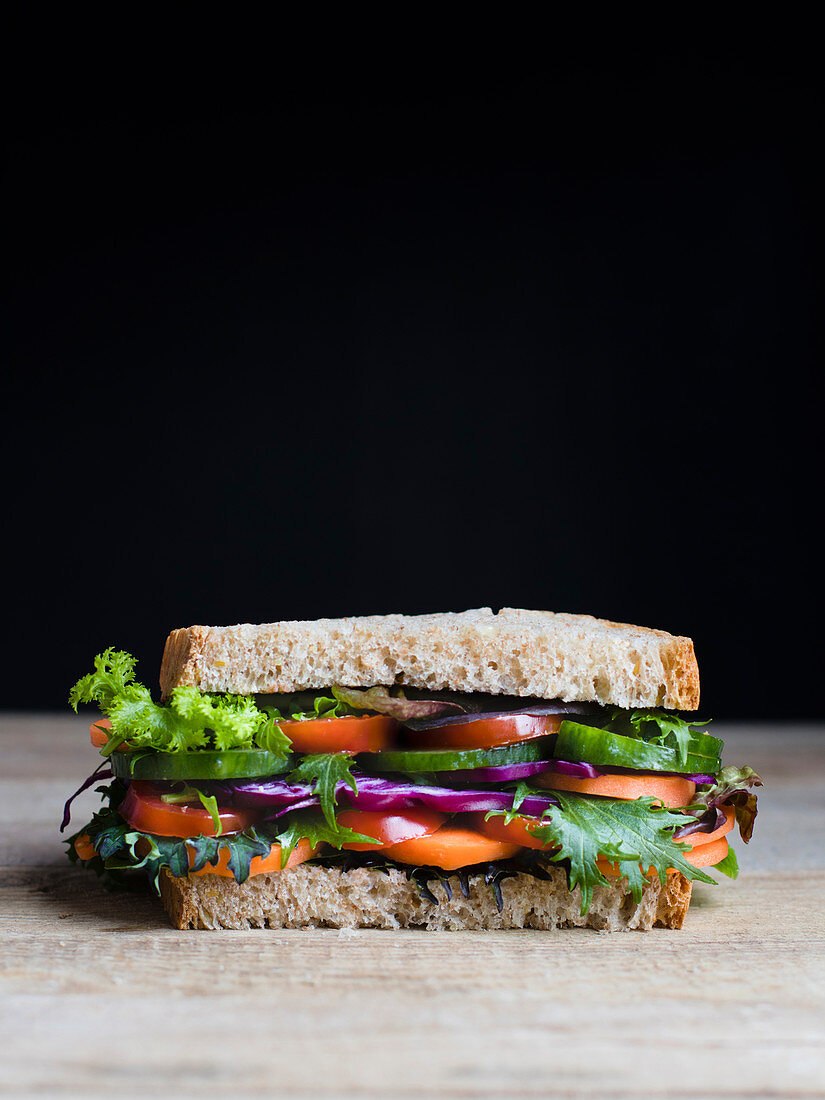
[159,864,692,932]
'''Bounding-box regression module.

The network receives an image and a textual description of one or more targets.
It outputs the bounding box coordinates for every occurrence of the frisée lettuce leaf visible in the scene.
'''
[69,649,291,757]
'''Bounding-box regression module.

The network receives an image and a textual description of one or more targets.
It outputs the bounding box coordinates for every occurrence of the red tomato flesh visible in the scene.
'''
[409,712,562,751]
[680,805,735,848]
[73,833,97,861]
[597,836,731,876]
[476,803,735,859]
[533,770,696,807]
[679,836,731,868]
[336,809,448,851]
[189,837,318,878]
[276,714,396,753]
[90,718,112,748]
[470,812,550,850]
[119,781,256,838]
[379,824,523,870]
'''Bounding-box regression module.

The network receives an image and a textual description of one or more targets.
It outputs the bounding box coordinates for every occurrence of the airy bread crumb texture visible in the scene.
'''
[160,607,700,710]
[159,864,693,932]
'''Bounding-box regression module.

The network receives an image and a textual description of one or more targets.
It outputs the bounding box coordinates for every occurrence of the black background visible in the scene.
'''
[5,25,820,717]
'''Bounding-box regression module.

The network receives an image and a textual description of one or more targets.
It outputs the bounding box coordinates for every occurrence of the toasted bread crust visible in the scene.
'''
[658,869,693,930]
[159,609,700,710]
[159,865,693,932]
[159,627,194,699]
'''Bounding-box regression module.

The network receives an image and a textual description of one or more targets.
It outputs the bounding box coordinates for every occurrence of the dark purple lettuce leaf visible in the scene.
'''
[685,765,763,843]
[407,701,598,731]
[331,686,467,720]
[672,805,729,840]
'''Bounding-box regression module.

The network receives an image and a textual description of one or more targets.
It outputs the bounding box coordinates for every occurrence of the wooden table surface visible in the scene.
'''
[1,715,824,1099]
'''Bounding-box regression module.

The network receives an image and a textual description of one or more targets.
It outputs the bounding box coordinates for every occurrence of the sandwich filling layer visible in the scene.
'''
[64,649,761,920]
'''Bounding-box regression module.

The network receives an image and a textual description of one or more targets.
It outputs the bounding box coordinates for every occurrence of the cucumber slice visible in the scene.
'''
[361,739,554,773]
[111,749,296,781]
[684,730,725,757]
[556,721,721,775]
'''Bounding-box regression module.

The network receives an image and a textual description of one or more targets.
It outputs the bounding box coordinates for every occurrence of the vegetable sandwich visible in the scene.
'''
[64,609,761,931]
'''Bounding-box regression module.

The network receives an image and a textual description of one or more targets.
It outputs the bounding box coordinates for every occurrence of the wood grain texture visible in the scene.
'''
[1,715,824,1098]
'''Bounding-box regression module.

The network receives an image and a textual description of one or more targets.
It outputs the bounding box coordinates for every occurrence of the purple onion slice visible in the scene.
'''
[229,773,559,818]
[429,761,553,784]
[549,760,601,779]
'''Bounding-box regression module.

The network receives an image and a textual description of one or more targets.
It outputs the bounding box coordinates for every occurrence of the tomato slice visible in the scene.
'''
[119,781,257,838]
[476,805,735,858]
[533,770,696,807]
[597,836,731,877]
[94,714,396,754]
[336,809,448,851]
[90,718,112,748]
[189,837,318,878]
[73,833,97,861]
[74,828,317,877]
[90,717,138,752]
[679,836,730,868]
[276,714,396,753]
[471,812,550,850]
[410,713,562,751]
[379,824,523,870]
[683,805,735,847]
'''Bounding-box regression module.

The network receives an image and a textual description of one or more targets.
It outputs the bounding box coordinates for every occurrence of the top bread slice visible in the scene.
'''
[159,608,699,711]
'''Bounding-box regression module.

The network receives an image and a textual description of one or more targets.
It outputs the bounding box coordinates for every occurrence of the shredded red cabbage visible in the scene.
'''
[550,760,601,778]
[431,761,552,784]
[60,761,114,832]
[224,761,716,821]
[228,773,560,818]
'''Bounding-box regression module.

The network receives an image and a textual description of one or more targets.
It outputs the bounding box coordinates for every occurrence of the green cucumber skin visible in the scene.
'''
[686,730,724,756]
[111,749,295,781]
[556,722,721,775]
[107,720,720,782]
[361,738,554,773]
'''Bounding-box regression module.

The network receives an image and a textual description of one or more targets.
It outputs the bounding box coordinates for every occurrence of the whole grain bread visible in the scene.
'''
[159,864,693,932]
[160,608,699,710]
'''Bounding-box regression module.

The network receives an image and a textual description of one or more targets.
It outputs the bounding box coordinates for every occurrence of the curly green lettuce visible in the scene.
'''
[70,649,291,756]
